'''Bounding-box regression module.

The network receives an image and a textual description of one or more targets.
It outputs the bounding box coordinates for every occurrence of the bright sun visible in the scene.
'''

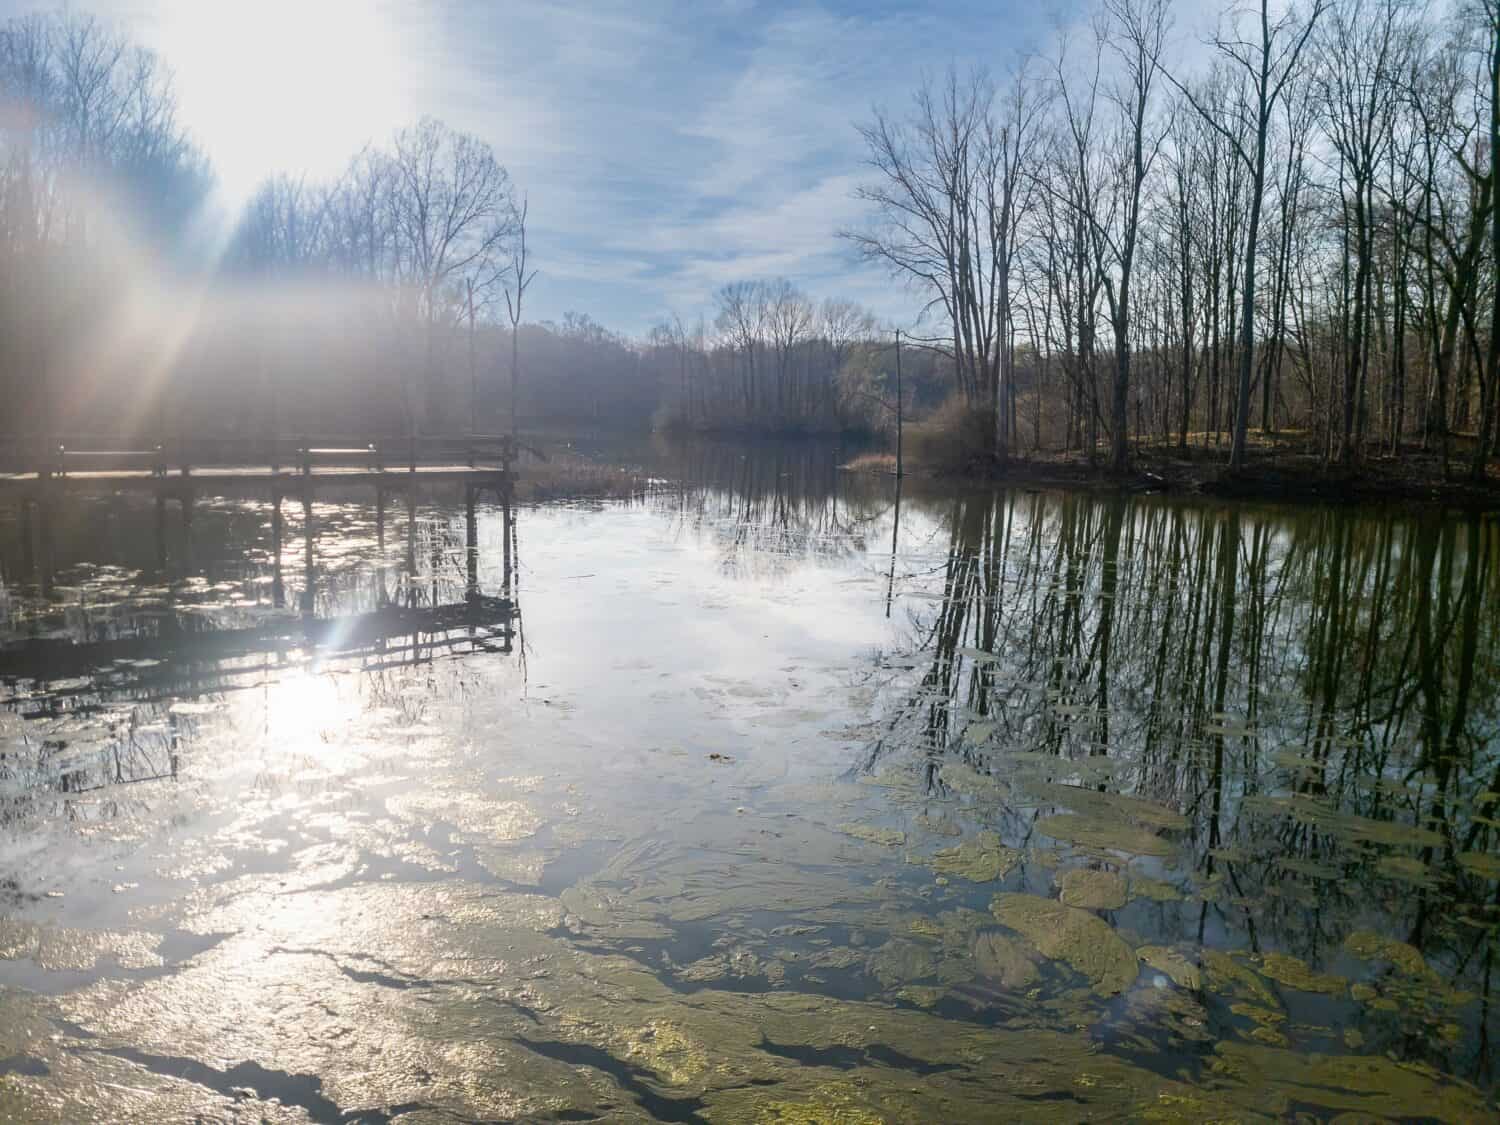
[151,0,411,208]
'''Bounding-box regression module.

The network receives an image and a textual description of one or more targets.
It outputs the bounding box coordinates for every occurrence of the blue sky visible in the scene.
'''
[10,1,1084,334]
[433,0,1078,332]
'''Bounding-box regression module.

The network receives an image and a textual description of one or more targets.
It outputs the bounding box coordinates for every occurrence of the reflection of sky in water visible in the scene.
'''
[517,503,907,755]
[0,466,1498,1120]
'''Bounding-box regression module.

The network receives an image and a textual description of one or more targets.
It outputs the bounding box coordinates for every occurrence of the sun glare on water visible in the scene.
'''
[153,0,411,209]
[260,666,359,761]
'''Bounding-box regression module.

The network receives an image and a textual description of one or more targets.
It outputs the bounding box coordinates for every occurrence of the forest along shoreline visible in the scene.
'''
[843,439,1500,511]
[518,432,1500,512]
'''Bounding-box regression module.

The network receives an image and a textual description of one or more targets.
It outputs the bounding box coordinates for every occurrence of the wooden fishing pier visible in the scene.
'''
[0,433,515,501]
[2,434,514,562]
[1,432,519,613]
[0,435,523,804]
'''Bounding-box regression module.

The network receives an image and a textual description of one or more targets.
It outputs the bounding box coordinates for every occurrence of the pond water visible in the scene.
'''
[1,440,1497,1122]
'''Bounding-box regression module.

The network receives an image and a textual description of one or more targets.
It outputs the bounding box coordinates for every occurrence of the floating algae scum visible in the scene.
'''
[1,442,1498,1121]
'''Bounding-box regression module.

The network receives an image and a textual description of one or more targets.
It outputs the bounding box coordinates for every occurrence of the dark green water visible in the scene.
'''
[0,441,1497,1121]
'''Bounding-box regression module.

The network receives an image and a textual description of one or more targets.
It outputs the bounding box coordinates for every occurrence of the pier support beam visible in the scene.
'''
[465,484,479,600]
[18,499,34,578]
[271,492,285,609]
[300,489,315,618]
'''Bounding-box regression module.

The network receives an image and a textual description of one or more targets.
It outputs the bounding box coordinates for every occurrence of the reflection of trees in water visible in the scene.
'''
[0,488,489,626]
[870,491,1500,1071]
[649,440,886,575]
[1,490,519,829]
[0,701,184,829]
[874,494,1500,814]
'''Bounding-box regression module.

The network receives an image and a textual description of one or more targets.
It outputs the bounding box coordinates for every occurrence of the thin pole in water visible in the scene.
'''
[467,277,477,437]
[894,328,904,479]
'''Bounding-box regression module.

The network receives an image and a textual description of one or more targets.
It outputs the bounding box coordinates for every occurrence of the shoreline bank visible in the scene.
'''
[842,450,1500,511]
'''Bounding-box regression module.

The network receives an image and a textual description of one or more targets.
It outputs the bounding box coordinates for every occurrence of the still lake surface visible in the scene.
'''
[1,439,1497,1122]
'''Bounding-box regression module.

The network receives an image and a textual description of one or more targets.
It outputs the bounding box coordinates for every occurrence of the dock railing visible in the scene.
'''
[2,433,516,479]
[52,443,169,478]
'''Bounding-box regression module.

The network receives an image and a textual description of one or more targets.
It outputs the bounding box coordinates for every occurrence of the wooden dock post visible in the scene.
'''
[375,486,388,606]
[404,490,418,606]
[18,499,34,577]
[300,491,315,617]
[154,493,167,572]
[37,495,54,596]
[465,483,479,600]
[271,492,285,609]
[502,484,514,599]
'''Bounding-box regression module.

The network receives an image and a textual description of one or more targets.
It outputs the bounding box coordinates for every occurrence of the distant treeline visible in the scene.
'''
[642,280,957,437]
[1,2,1495,478]
[0,10,909,444]
[0,8,540,442]
[0,10,209,440]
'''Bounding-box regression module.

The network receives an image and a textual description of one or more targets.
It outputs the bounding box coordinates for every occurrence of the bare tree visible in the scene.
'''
[1096,0,1172,471]
[1160,98,1203,449]
[714,280,766,420]
[388,116,517,429]
[1467,0,1500,477]
[820,297,877,420]
[1172,0,1327,471]
[502,194,536,438]
[847,68,1004,453]
[231,174,333,273]
[1049,32,1112,463]
[1314,0,1415,463]
[323,147,394,281]
[649,314,697,424]
[1259,67,1316,437]
[988,59,1050,455]
[0,9,206,434]
[764,278,814,423]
